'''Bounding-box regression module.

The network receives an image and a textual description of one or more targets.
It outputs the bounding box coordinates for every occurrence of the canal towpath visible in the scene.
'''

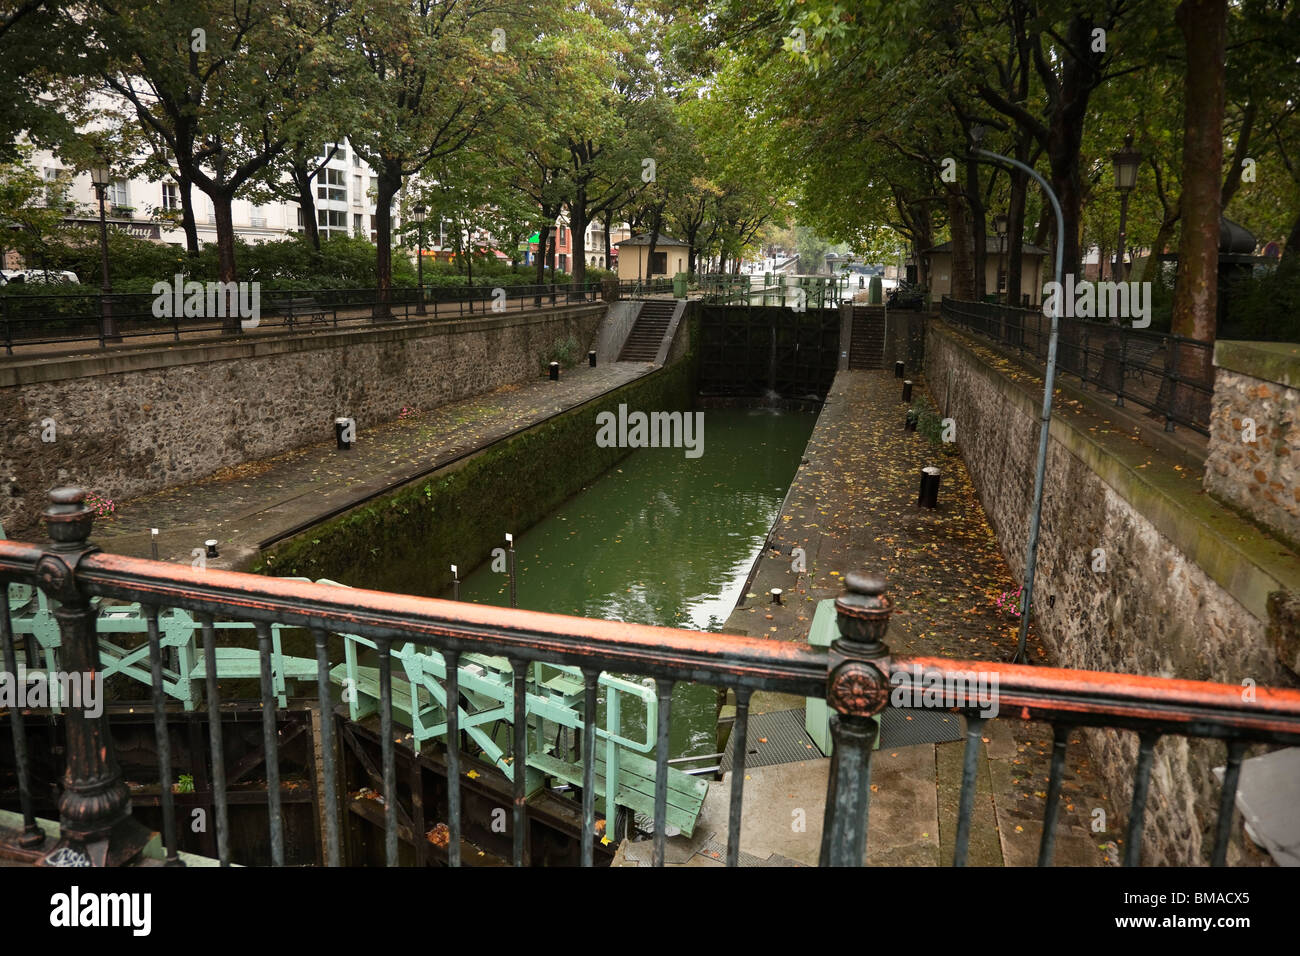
[615,369,1115,867]
[89,362,656,570]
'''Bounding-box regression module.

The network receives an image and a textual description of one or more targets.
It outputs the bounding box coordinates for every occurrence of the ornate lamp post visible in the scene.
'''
[88,156,120,343]
[993,213,1009,304]
[1111,133,1141,281]
[413,203,427,316]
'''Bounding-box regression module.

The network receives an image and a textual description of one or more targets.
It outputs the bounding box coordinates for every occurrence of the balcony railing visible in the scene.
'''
[3,489,1300,866]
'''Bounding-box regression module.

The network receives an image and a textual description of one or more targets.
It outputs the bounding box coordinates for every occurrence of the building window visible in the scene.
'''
[352,152,361,167]
[317,168,346,203]
[650,251,667,275]
[318,208,347,237]
[353,175,363,205]
[109,180,129,207]
[161,183,179,211]
[42,166,70,207]
[559,225,567,244]
[354,213,362,234]
[559,253,567,272]
[251,206,267,228]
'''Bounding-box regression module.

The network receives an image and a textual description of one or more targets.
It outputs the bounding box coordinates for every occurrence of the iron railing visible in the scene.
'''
[697,273,849,309]
[3,488,1299,867]
[616,278,675,298]
[0,281,606,355]
[940,296,1216,436]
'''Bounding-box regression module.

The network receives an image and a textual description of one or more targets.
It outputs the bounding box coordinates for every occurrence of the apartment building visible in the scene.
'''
[13,140,391,252]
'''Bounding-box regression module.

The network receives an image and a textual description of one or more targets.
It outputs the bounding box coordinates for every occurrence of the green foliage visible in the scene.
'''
[540,335,582,372]
[1222,266,1300,343]
[7,233,418,291]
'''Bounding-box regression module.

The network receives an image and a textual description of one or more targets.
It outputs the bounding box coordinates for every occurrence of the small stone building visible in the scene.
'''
[615,233,690,281]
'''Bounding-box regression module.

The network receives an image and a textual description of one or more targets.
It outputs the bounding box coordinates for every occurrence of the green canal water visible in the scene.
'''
[457,405,817,758]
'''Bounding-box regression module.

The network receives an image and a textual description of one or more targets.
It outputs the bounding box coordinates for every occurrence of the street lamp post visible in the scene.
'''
[1111,133,1141,281]
[413,204,427,316]
[972,133,1065,666]
[993,213,1009,305]
[88,158,120,343]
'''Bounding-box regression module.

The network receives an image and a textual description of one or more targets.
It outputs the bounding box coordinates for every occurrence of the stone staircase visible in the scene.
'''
[618,300,676,362]
[848,306,886,370]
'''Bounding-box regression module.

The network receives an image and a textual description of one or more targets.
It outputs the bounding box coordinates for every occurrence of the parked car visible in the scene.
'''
[0,269,27,285]
[20,269,80,285]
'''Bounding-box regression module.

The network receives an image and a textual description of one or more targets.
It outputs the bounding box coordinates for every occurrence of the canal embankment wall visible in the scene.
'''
[0,305,605,538]
[254,316,700,597]
[924,319,1300,864]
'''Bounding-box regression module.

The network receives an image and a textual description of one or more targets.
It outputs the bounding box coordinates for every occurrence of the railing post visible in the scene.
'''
[36,487,152,866]
[820,571,891,866]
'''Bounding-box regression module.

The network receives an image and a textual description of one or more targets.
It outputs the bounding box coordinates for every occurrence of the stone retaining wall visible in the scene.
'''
[0,306,603,538]
[925,321,1298,865]
[1205,341,1300,550]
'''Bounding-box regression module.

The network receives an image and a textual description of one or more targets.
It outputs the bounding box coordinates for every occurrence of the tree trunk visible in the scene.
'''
[178,173,199,255]
[570,192,588,292]
[210,192,239,334]
[1167,0,1226,426]
[603,219,612,273]
[945,185,975,300]
[645,205,663,279]
[965,151,987,299]
[1134,211,1179,284]
[534,224,552,286]
[373,159,402,320]
[292,160,320,252]
[1006,154,1029,307]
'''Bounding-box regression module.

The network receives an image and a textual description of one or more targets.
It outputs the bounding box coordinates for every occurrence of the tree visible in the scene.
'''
[86,0,345,327]
[340,0,523,316]
[1168,0,1226,421]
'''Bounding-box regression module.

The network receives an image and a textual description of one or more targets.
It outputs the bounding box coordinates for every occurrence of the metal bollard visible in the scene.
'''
[904,409,918,432]
[205,539,219,558]
[770,587,783,606]
[588,350,597,368]
[335,417,354,450]
[451,564,460,601]
[895,361,904,378]
[506,533,517,607]
[918,467,941,509]
[150,528,159,560]
[902,380,913,403]
[549,361,560,381]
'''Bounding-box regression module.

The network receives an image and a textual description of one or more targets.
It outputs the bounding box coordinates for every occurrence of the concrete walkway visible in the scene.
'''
[91,361,655,570]
[616,369,1114,866]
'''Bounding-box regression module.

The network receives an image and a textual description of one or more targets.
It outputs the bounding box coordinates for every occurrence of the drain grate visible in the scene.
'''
[698,836,806,867]
[879,707,966,747]
[721,707,967,773]
[721,708,824,774]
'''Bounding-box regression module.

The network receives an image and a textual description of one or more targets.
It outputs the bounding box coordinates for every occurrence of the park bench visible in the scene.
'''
[266,294,330,329]
[1121,337,1163,383]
